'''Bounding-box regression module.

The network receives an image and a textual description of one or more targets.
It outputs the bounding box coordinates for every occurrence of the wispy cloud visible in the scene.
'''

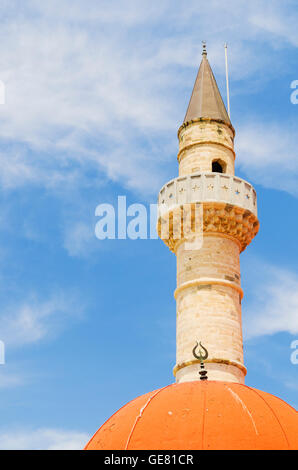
[0,292,84,348]
[0,427,89,450]
[285,381,298,392]
[0,1,296,196]
[236,121,298,196]
[249,3,298,47]
[63,220,96,257]
[0,370,24,389]
[243,260,298,339]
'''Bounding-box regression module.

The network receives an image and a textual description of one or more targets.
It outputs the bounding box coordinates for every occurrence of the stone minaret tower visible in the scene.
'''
[158,45,259,384]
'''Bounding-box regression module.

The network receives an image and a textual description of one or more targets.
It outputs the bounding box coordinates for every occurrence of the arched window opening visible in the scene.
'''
[212,160,226,173]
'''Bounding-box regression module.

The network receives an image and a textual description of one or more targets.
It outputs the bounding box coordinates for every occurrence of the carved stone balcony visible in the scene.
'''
[158,172,257,217]
[157,172,259,252]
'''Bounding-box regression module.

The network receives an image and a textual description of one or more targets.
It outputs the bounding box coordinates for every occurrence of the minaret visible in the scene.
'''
[86,44,298,452]
[157,44,259,384]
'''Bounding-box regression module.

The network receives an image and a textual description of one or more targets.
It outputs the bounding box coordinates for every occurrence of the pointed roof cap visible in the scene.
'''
[184,44,231,126]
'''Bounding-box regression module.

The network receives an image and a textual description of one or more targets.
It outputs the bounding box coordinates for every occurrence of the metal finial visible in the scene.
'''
[202,41,207,56]
[193,341,208,380]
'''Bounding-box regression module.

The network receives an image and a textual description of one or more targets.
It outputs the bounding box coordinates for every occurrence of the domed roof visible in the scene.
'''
[85,381,298,450]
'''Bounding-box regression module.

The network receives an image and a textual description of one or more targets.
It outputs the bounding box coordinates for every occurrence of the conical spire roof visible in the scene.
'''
[184,46,231,125]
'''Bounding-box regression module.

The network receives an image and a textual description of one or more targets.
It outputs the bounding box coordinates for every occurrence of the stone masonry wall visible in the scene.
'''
[174,234,245,384]
[178,119,235,176]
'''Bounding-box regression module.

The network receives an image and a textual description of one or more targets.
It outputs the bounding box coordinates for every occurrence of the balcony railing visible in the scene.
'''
[158,172,257,217]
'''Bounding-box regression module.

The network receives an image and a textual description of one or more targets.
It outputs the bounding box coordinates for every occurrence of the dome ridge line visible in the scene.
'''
[125,384,173,450]
[224,384,259,436]
[84,387,161,450]
[86,382,298,449]
[201,384,207,450]
[245,385,290,449]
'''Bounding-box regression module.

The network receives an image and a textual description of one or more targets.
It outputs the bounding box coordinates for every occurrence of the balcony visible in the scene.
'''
[158,172,257,217]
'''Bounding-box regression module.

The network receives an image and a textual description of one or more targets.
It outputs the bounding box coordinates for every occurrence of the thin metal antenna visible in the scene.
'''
[224,43,230,118]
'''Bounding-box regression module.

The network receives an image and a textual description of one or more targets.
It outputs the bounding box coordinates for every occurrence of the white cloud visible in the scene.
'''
[0,1,295,196]
[236,121,298,196]
[0,292,84,348]
[243,261,298,339]
[63,220,95,257]
[285,381,298,392]
[0,427,89,450]
[0,370,24,389]
[249,5,298,47]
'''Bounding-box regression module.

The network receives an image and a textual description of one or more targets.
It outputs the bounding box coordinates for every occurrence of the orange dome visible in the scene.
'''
[85,381,298,450]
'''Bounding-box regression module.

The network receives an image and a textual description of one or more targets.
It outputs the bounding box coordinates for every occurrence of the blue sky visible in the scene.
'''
[0,0,297,449]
